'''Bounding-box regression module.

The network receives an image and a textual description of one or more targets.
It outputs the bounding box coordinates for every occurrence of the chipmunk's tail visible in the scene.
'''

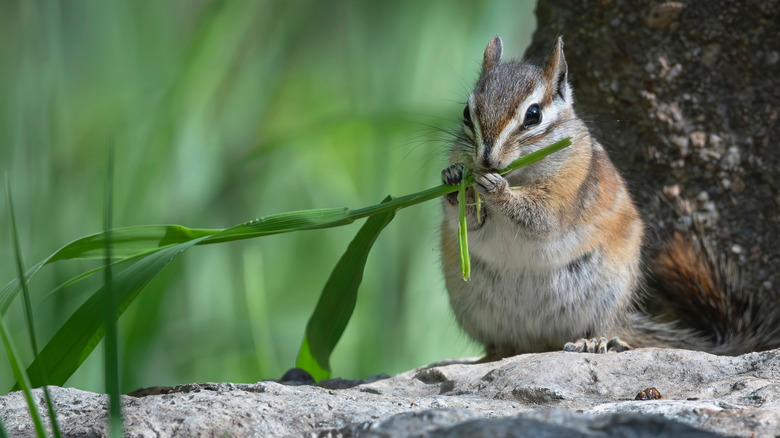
[648,229,780,355]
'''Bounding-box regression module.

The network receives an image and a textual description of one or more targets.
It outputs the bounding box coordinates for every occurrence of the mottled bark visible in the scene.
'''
[526,0,779,299]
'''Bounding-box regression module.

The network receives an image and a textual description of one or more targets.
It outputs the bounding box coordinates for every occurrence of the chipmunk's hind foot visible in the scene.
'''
[563,337,631,353]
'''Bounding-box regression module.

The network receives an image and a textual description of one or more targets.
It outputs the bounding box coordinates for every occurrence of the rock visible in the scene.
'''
[645,2,684,31]
[719,146,741,171]
[662,184,681,200]
[690,131,707,149]
[1,348,779,437]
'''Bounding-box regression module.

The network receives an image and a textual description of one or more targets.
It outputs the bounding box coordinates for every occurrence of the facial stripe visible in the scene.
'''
[482,88,546,167]
[468,94,485,156]
[485,118,518,167]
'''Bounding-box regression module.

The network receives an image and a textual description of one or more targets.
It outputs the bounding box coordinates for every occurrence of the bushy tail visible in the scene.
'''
[648,229,780,355]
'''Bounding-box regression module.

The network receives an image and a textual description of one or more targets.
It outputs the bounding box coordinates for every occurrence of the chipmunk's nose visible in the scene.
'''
[481,140,498,169]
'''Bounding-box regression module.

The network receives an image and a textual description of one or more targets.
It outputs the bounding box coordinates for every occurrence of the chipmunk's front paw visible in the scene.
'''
[442,163,466,186]
[563,337,631,354]
[474,173,508,195]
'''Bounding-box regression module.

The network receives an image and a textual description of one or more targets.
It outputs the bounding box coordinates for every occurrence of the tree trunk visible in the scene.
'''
[526,0,779,299]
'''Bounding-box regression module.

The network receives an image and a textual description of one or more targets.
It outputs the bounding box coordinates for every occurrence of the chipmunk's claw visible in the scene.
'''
[563,337,631,353]
[474,173,507,195]
[442,163,466,186]
[606,337,632,352]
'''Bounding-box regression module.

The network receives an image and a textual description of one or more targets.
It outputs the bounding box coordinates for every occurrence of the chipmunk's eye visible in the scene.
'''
[523,103,541,127]
[462,105,474,129]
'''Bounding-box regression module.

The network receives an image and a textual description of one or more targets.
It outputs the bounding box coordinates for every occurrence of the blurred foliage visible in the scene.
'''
[0,0,535,392]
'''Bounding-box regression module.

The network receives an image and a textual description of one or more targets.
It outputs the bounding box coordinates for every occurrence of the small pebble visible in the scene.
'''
[731,177,745,193]
[731,244,743,255]
[719,146,741,170]
[636,387,662,400]
[690,131,707,148]
[709,134,722,150]
[662,184,681,200]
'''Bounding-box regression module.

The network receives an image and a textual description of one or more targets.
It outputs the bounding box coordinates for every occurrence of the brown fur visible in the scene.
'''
[648,228,780,354]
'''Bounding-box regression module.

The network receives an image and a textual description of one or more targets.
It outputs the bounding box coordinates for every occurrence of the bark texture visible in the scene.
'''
[525,0,779,303]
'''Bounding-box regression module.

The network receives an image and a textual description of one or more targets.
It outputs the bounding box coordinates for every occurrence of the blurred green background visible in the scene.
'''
[0,0,536,393]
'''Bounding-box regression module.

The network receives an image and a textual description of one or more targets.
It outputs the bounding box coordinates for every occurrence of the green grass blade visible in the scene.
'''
[0,225,219,314]
[1,260,50,315]
[47,225,219,263]
[40,386,59,438]
[21,207,357,388]
[0,212,354,315]
[0,413,8,438]
[204,137,571,245]
[201,208,355,243]
[39,250,159,304]
[18,208,357,388]
[457,180,470,281]
[0,319,48,437]
[498,137,572,175]
[0,210,356,313]
[6,175,61,438]
[5,175,41,358]
[296,197,396,381]
[103,143,122,437]
[22,237,209,389]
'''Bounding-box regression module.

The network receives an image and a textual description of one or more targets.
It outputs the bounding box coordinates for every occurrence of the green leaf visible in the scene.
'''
[23,237,209,388]
[48,225,219,262]
[0,209,360,314]
[19,209,358,388]
[40,251,158,304]
[296,197,396,381]
[204,208,354,243]
[0,225,218,314]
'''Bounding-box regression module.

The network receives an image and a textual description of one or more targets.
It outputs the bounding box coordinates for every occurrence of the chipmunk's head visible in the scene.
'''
[460,36,578,173]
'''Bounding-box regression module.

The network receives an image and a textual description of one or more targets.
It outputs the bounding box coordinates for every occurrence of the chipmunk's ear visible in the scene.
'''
[544,36,570,102]
[482,36,503,72]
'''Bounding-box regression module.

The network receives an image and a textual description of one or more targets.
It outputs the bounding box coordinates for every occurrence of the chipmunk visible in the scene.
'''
[440,36,779,359]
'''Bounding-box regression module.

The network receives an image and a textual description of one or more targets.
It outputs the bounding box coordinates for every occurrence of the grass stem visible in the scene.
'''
[103,143,122,437]
[6,174,60,437]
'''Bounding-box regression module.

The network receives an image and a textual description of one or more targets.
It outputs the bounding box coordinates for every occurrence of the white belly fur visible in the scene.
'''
[442,212,631,352]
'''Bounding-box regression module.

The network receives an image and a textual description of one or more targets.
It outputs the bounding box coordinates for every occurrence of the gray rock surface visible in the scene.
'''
[2,348,779,437]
